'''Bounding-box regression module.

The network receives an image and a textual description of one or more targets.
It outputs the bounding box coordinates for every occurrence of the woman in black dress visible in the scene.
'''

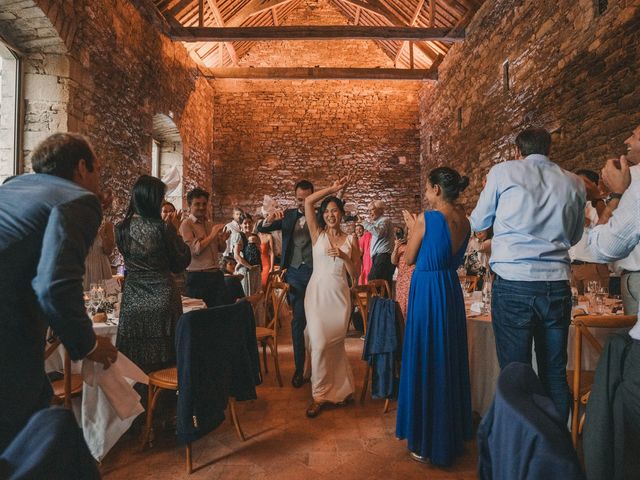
[116,175,191,373]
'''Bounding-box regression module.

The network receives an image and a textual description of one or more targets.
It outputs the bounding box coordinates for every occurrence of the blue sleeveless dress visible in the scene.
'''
[395,210,473,466]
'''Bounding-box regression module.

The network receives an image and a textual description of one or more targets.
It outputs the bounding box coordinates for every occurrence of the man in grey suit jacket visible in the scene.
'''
[0,133,117,451]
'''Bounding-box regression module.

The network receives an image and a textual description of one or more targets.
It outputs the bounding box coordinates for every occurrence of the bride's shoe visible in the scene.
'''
[306,401,325,418]
[335,394,353,407]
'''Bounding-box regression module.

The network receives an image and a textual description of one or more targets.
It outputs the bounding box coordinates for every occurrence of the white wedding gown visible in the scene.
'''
[304,231,355,403]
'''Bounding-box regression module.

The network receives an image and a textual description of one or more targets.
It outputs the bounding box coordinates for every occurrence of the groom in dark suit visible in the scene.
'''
[258,180,314,387]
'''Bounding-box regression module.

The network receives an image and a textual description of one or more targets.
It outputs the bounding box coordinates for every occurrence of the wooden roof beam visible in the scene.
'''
[339,0,440,61]
[203,66,438,80]
[205,0,238,66]
[395,0,425,66]
[170,25,465,42]
[226,0,295,27]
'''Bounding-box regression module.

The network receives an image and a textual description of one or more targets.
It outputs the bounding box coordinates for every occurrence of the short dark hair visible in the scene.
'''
[187,188,209,206]
[232,206,244,213]
[239,213,253,223]
[575,169,599,184]
[31,133,95,180]
[318,196,345,228]
[428,167,469,202]
[515,127,551,157]
[295,180,314,193]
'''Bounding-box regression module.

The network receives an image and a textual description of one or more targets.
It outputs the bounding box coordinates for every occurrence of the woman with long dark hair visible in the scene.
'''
[115,175,191,373]
[302,177,361,418]
[395,167,473,466]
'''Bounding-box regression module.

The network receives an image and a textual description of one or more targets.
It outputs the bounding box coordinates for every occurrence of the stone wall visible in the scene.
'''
[419,0,640,209]
[213,0,422,225]
[0,0,216,216]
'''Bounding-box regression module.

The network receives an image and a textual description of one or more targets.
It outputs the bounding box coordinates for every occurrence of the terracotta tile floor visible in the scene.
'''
[101,316,478,479]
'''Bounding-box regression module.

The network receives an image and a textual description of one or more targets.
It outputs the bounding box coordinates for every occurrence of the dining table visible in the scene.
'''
[464,294,629,416]
[44,295,207,461]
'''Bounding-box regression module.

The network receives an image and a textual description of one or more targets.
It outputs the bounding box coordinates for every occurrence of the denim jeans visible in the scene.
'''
[491,275,572,420]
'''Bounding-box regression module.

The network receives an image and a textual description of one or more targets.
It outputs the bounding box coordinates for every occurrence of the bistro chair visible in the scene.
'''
[459,274,480,293]
[255,281,289,387]
[44,333,83,409]
[568,313,636,447]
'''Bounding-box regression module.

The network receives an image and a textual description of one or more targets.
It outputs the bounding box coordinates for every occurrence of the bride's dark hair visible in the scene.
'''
[317,196,345,228]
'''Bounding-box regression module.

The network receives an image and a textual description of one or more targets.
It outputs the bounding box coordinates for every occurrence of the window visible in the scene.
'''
[503,60,510,93]
[0,41,21,184]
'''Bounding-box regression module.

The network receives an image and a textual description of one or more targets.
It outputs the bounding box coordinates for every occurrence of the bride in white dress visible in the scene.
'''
[303,177,361,418]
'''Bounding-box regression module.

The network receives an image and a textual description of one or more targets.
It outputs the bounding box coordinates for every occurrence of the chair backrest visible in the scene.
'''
[460,275,480,293]
[265,281,289,343]
[368,279,391,299]
[570,313,636,445]
[351,285,372,332]
[44,332,74,409]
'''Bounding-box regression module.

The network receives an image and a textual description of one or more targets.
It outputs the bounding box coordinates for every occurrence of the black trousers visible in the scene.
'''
[185,270,230,307]
[368,252,394,286]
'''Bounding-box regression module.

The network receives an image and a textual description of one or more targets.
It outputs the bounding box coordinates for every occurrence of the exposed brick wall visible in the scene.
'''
[419,0,640,210]
[0,0,215,217]
[214,0,422,226]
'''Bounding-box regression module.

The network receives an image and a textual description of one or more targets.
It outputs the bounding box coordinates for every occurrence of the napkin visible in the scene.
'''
[470,302,484,314]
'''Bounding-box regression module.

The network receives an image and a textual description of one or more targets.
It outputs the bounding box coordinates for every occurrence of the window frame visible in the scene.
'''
[0,35,23,177]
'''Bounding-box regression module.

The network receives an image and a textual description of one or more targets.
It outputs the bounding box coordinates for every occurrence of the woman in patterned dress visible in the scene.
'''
[115,175,191,373]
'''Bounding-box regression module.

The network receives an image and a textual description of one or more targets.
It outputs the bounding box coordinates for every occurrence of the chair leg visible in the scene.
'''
[229,397,246,442]
[360,364,370,405]
[383,398,390,414]
[185,443,192,474]
[262,342,269,374]
[267,338,283,387]
[140,385,162,449]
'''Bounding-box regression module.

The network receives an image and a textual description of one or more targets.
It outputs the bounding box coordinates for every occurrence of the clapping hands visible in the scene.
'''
[402,210,417,230]
[163,210,183,230]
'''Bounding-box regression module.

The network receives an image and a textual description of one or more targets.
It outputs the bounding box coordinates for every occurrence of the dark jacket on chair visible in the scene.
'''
[583,333,640,480]
[0,408,100,480]
[362,297,400,399]
[477,362,584,480]
[175,301,261,445]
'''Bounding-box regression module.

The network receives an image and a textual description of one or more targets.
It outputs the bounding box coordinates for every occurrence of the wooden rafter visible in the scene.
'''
[394,0,425,66]
[339,0,440,61]
[171,25,465,42]
[226,0,295,27]
[204,66,437,80]
[204,0,238,66]
[354,6,361,25]
[271,7,279,26]
[429,0,435,27]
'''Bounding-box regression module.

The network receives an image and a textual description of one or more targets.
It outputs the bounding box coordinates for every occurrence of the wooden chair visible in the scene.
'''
[264,269,288,324]
[256,281,289,387]
[140,367,245,474]
[351,285,372,333]
[459,275,480,293]
[44,335,83,409]
[368,279,392,299]
[568,313,636,447]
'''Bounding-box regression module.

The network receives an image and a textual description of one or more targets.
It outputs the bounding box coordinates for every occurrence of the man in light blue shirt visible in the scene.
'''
[362,200,395,286]
[470,127,585,420]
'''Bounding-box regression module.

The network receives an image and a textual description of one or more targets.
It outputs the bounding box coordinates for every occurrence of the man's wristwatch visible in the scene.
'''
[609,192,623,200]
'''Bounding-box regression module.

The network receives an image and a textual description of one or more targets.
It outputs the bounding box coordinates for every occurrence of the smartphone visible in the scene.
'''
[395,230,404,240]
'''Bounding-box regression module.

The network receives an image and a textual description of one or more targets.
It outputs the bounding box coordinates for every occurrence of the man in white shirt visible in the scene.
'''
[470,127,585,420]
[584,124,640,478]
[223,206,244,257]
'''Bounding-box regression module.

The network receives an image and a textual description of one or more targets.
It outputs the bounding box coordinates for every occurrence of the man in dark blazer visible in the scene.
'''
[258,180,314,387]
[0,133,117,451]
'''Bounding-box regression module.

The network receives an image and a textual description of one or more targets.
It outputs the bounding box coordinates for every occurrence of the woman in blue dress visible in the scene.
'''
[396,166,473,466]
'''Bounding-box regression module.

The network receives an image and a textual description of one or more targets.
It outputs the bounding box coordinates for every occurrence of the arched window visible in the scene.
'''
[0,39,21,183]
[152,114,184,210]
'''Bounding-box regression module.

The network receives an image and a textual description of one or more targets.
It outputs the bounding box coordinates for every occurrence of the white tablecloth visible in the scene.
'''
[44,296,207,460]
[465,309,627,416]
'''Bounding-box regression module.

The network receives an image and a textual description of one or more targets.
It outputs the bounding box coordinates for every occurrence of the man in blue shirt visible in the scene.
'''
[0,133,118,451]
[470,127,585,419]
[362,200,395,287]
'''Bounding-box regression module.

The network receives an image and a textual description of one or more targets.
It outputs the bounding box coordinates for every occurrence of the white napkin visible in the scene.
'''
[80,354,148,461]
[103,278,120,295]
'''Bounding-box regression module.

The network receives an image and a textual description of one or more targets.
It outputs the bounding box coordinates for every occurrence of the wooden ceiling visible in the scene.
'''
[153,0,482,71]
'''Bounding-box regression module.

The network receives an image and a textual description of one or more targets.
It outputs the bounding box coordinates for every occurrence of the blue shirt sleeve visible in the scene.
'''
[470,166,499,232]
[32,195,101,360]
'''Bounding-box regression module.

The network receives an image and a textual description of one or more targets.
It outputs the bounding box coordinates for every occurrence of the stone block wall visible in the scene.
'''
[419,0,640,210]
[0,0,216,217]
[213,0,422,226]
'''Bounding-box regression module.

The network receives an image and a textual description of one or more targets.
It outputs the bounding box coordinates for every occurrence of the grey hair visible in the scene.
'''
[368,200,385,212]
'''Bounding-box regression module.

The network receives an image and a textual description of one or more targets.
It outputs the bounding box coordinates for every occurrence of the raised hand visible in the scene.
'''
[602,155,631,194]
[266,210,284,223]
[402,210,417,230]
